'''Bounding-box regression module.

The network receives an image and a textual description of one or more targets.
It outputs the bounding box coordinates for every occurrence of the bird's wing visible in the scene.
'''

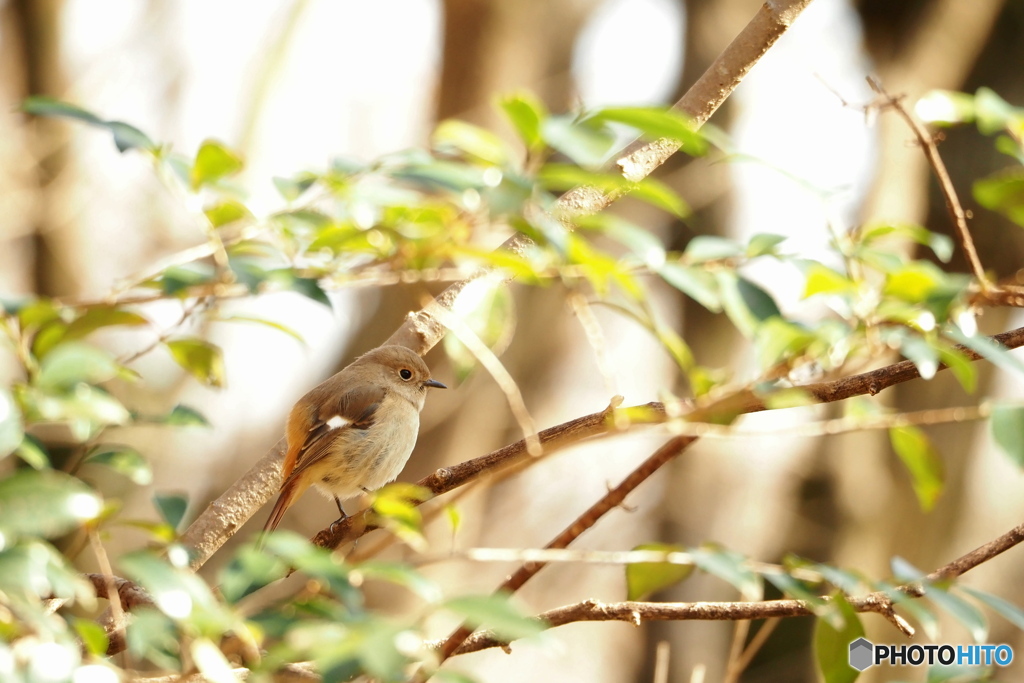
[282,384,385,486]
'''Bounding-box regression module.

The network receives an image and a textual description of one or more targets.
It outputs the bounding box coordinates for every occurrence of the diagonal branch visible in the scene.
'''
[444,519,1024,656]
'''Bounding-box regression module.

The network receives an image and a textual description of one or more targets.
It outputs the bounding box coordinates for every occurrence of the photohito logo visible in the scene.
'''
[848,637,1014,671]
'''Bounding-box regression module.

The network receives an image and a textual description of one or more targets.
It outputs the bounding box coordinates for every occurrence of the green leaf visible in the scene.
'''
[945,326,1024,377]
[974,87,1022,135]
[154,493,189,531]
[659,263,721,311]
[813,593,865,683]
[444,593,546,641]
[191,638,238,683]
[914,89,976,126]
[83,444,152,485]
[216,314,304,344]
[218,544,287,603]
[15,435,50,469]
[204,199,252,228]
[889,426,944,511]
[925,586,988,643]
[118,552,218,622]
[391,159,487,191]
[755,318,815,369]
[691,545,760,598]
[991,403,1024,468]
[161,404,210,427]
[859,223,954,263]
[684,235,742,262]
[935,344,977,393]
[895,332,940,380]
[0,470,101,538]
[37,342,122,390]
[165,338,226,388]
[499,92,548,149]
[804,264,855,297]
[962,586,1024,631]
[433,119,509,166]
[0,388,24,460]
[443,276,515,380]
[357,561,443,602]
[23,96,155,152]
[541,115,616,168]
[289,276,331,307]
[272,171,318,201]
[746,233,787,257]
[155,263,216,296]
[974,168,1024,227]
[717,272,781,338]
[74,617,110,657]
[590,106,706,155]
[190,139,244,190]
[65,307,149,340]
[625,543,694,600]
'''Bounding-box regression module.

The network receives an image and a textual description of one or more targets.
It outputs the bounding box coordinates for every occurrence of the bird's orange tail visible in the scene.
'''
[258,480,300,548]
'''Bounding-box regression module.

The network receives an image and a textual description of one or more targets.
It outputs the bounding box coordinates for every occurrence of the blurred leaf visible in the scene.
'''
[684,236,742,262]
[191,139,243,190]
[539,164,687,217]
[974,87,1022,135]
[658,263,721,311]
[991,403,1024,468]
[443,276,515,380]
[15,435,50,469]
[119,551,224,624]
[372,483,431,552]
[154,493,189,531]
[357,561,443,602]
[288,276,331,308]
[895,331,939,380]
[625,543,693,601]
[755,318,815,369]
[962,587,1024,630]
[813,593,865,683]
[915,90,976,126]
[889,426,944,511]
[945,326,1024,377]
[0,470,101,538]
[925,586,988,643]
[0,540,95,607]
[590,106,706,155]
[65,307,149,340]
[691,545,760,598]
[273,171,318,201]
[935,344,977,393]
[391,159,487,191]
[974,168,1024,227]
[166,338,226,388]
[26,383,131,440]
[23,96,155,152]
[444,593,546,641]
[125,608,181,670]
[434,119,509,166]
[804,264,855,297]
[747,233,787,257]
[717,272,781,338]
[216,314,304,344]
[204,199,252,228]
[0,388,24,460]
[219,544,287,603]
[37,342,121,390]
[83,444,152,485]
[155,263,216,296]
[161,404,211,427]
[261,532,361,607]
[860,223,954,263]
[542,115,616,168]
[499,92,548,149]
[191,638,237,683]
[73,617,110,657]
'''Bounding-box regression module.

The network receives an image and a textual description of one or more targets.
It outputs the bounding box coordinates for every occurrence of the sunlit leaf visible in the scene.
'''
[499,92,548,149]
[443,276,516,380]
[0,470,101,538]
[65,307,149,340]
[444,593,546,641]
[804,264,855,297]
[0,388,24,460]
[434,119,509,166]
[204,199,252,228]
[691,545,760,598]
[216,314,304,344]
[658,263,721,311]
[73,618,110,657]
[119,552,219,623]
[813,593,864,683]
[541,115,616,168]
[625,543,693,601]
[191,139,244,190]
[273,171,318,202]
[962,586,1024,630]
[746,233,787,257]
[191,638,238,683]
[15,435,49,469]
[889,426,944,511]
[945,325,1024,377]
[991,403,1024,468]
[755,318,815,369]
[155,263,216,296]
[684,235,742,262]
[36,342,121,390]
[859,223,954,263]
[925,586,988,643]
[974,168,1024,227]
[717,272,781,338]
[154,493,189,531]
[974,87,1023,135]
[915,90,976,126]
[935,344,977,393]
[160,404,210,427]
[165,338,226,388]
[219,545,287,603]
[83,444,152,485]
[357,561,443,602]
[895,332,939,380]
[590,106,706,155]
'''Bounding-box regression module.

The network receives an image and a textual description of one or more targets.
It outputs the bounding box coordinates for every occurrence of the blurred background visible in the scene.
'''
[3,0,1024,680]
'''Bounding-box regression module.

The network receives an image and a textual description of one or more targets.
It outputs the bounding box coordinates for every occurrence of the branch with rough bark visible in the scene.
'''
[442,519,1024,656]
[177,0,817,573]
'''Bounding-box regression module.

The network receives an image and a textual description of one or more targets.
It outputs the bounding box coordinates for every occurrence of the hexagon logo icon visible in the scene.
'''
[849,637,874,671]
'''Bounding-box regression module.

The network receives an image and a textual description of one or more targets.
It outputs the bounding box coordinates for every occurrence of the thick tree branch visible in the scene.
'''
[445,519,1024,656]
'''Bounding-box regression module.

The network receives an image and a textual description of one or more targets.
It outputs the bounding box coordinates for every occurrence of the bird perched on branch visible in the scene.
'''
[261,345,446,538]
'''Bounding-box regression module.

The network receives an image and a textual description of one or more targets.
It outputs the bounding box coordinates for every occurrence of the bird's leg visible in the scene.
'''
[329,496,348,532]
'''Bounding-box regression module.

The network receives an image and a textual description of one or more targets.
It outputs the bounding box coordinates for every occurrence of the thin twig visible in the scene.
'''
[443,518,1024,656]
[867,77,991,292]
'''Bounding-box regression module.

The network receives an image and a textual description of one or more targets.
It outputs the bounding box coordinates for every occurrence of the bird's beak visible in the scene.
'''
[424,378,447,389]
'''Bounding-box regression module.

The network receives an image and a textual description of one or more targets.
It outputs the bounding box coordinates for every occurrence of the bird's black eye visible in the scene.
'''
[399,368,413,380]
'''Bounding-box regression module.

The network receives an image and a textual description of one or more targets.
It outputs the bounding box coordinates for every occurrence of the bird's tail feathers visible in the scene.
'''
[257,480,300,549]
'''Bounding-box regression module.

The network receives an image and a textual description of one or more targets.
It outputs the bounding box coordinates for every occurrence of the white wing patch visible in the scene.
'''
[325,415,351,430]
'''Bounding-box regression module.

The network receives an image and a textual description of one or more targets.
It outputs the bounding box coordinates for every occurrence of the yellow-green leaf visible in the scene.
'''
[166,338,226,388]
[625,543,694,601]
[889,426,944,511]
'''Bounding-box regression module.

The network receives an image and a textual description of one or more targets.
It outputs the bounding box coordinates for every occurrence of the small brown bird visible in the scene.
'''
[262,345,446,536]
